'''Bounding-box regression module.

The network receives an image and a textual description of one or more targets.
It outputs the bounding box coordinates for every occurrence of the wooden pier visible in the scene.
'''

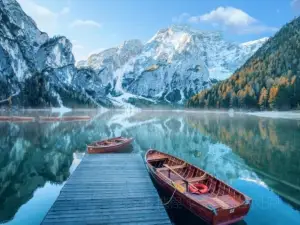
[42,153,171,225]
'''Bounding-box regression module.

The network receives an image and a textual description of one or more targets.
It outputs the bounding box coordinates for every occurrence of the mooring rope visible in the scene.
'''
[0,92,19,104]
[0,96,12,104]
[162,188,177,205]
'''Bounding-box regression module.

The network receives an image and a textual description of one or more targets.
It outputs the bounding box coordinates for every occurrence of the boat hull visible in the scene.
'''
[0,116,34,122]
[61,116,90,121]
[0,116,11,121]
[148,167,212,223]
[12,117,34,121]
[87,138,133,154]
[145,150,251,225]
[39,117,61,122]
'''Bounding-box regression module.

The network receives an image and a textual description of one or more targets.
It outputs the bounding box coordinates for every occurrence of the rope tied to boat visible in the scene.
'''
[0,92,19,105]
[244,199,251,205]
[162,187,177,205]
[207,204,218,215]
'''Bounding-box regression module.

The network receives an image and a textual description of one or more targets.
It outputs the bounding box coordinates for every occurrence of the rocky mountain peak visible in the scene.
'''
[0,0,109,108]
[76,25,267,106]
[0,0,268,108]
[37,36,75,72]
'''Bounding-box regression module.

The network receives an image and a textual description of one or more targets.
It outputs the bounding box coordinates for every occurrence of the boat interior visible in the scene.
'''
[96,138,124,146]
[147,151,246,211]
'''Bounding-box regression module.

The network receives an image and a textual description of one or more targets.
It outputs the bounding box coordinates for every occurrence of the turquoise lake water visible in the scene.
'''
[0,110,300,225]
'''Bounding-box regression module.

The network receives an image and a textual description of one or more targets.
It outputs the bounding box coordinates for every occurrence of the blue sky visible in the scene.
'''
[17,0,300,61]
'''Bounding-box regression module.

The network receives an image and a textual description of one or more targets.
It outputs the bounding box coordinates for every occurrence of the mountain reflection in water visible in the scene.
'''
[0,110,299,225]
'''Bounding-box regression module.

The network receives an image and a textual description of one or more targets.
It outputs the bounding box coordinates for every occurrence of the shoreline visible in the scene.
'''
[1,108,300,120]
[246,111,300,120]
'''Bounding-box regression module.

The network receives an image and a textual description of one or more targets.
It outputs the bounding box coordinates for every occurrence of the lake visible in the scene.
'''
[0,110,300,225]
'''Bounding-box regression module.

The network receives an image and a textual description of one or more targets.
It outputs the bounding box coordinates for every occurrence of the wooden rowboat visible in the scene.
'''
[87,137,133,154]
[0,116,11,121]
[61,116,91,121]
[145,149,251,225]
[0,116,35,122]
[39,116,61,122]
[11,116,35,122]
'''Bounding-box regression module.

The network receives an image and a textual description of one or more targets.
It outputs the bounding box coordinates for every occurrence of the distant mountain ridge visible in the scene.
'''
[0,0,266,108]
[78,25,267,106]
[187,17,300,110]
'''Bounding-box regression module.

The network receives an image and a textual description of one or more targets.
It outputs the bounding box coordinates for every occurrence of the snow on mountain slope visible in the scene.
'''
[0,0,111,108]
[240,37,269,48]
[122,26,211,103]
[202,35,268,80]
[78,25,267,105]
[0,0,48,101]
[77,40,143,88]
[0,0,266,108]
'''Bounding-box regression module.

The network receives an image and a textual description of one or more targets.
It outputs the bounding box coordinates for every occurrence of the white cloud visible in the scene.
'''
[291,0,300,12]
[188,7,277,35]
[70,20,101,28]
[190,7,256,27]
[17,0,70,36]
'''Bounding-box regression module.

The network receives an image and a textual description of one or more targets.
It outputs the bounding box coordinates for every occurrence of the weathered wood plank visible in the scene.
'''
[41,153,171,225]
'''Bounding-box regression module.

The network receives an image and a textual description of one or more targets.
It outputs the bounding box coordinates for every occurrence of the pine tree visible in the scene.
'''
[187,16,300,111]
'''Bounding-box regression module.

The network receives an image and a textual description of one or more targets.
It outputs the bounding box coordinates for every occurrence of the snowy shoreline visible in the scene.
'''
[1,107,300,120]
[246,111,300,120]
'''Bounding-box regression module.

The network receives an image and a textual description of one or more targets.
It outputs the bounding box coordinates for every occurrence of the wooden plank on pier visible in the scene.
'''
[41,153,171,225]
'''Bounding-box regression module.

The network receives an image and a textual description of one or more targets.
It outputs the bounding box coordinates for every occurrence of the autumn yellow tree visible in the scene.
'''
[268,86,279,109]
[258,87,268,110]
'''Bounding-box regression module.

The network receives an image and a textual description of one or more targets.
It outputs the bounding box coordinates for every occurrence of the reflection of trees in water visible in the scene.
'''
[121,112,262,188]
[0,117,111,223]
[0,110,134,223]
[2,110,299,223]
[186,113,300,189]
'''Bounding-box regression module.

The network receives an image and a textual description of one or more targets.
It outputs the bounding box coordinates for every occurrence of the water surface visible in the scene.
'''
[0,110,300,225]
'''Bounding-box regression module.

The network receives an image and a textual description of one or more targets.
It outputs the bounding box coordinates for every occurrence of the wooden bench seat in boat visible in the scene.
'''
[147,155,169,162]
[157,163,186,172]
[186,193,233,209]
[172,175,207,185]
[186,175,207,182]
[217,195,240,208]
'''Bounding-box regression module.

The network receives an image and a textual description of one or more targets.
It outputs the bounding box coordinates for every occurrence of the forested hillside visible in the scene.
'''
[188,17,300,110]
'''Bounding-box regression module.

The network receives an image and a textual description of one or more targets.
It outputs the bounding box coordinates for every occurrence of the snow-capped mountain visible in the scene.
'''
[77,40,143,87]
[0,0,48,98]
[78,25,267,105]
[0,0,110,108]
[0,0,266,108]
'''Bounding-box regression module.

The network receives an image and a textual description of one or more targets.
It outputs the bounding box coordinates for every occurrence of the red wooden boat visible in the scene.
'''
[39,116,61,122]
[61,116,91,121]
[145,149,251,225]
[87,137,133,154]
[0,116,35,122]
[0,116,11,121]
[11,116,35,122]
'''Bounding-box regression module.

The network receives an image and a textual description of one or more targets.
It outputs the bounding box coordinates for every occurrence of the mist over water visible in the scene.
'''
[0,110,300,225]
